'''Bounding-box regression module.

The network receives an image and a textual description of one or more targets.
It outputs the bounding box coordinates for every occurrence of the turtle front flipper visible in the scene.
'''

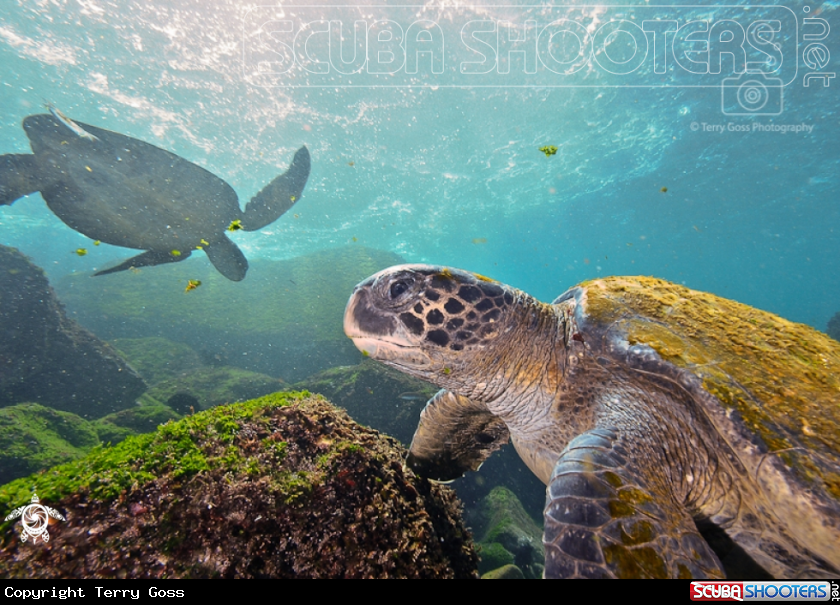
[95,249,192,276]
[0,154,43,205]
[406,390,510,482]
[544,427,725,579]
[241,146,310,231]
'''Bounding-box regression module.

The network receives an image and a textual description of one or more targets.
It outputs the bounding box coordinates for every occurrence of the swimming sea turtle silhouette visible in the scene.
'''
[0,111,310,281]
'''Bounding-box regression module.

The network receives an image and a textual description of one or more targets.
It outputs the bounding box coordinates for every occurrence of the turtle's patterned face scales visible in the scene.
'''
[344,265,515,370]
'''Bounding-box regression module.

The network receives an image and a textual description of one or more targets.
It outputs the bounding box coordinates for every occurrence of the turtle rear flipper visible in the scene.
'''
[0,154,42,205]
[406,390,510,482]
[95,249,192,276]
[544,427,725,579]
[242,146,310,231]
[204,236,248,281]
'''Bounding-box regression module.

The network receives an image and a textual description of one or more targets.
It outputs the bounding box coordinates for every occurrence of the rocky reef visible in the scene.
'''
[0,400,182,485]
[470,486,544,579]
[293,361,547,522]
[56,246,405,382]
[0,245,146,417]
[827,312,840,342]
[0,392,478,578]
[294,359,437,445]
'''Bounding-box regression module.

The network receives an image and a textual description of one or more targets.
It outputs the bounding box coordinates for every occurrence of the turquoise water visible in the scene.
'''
[0,0,838,572]
[2,1,836,327]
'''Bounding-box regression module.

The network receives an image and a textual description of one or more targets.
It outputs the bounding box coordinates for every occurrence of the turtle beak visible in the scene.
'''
[344,284,433,368]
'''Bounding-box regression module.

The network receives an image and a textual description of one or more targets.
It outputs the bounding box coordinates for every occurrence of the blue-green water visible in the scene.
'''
[0,0,838,573]
[2,1,836,326]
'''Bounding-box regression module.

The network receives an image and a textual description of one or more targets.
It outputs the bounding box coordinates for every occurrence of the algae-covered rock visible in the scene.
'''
[293,359,437,445]
[0,392,478,578]
[0,399,185,485]
[92,404,182,446]
[827,312,840,342]
[472,487,544,579]
[146,367,284,410]
[482,563,525,579]
[111,337,203,385]
[296,361,545,522]
[0,245,146,417]
[0,403,100,485]
[477,542,516,572]
[56,246,405,382]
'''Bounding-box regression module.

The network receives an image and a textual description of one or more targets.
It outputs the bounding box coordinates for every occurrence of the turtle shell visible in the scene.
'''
[556,276,840,506]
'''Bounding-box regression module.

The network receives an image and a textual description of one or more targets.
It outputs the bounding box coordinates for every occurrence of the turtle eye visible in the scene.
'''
[389,279,410,300]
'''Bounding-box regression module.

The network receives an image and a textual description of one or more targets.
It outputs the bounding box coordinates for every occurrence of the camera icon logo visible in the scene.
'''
[721,71,784,116]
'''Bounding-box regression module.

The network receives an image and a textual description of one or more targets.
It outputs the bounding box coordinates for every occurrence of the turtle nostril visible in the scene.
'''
[390,280,409,300]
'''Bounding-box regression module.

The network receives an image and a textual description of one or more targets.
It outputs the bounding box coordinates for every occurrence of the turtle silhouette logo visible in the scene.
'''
[4,493,65,544]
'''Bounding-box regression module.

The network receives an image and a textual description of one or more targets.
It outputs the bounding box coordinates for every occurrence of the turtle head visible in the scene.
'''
[344,264,520,393]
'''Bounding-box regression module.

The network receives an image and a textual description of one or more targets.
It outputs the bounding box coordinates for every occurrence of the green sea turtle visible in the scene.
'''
[0,112,310,281]
[344,265,840,578]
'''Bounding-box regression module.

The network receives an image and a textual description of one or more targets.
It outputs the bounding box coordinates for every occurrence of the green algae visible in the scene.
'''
[577,276,840,501]
[0,403,100,485]
[57,246,404,345]
[111,337,203,385]
[0,391,478,578]
[293,359,437,445]
[471,486,544,578]
[93,404,181,445]
[476,541,515,572]
[147,366,285,410]
[0,391,309,536]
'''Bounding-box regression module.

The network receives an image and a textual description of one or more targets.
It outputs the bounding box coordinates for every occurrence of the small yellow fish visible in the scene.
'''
[93,240,100,246]
[185,279,202,293]
[171,249,181,256]
[539,145,558,157]
[352,237,358,242]
[74,248,87,256]
[472,237,487,244]
[200,239,209,246]
[228,219,243,232]
[85,166,92,172]
[290,196,296,202]
[660,186,668,193]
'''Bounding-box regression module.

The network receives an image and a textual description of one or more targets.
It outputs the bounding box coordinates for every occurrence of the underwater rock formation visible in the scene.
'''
[294,359,437,445]
[145,366,285,410]
[0,400,182,485]
[295,361,547,522]
[111,337,204,385]
[0,245,146,416]
[297,360,546,520]
[827,312,840,342]
[92,401,182,445]
[471,487,544,579]
[0,403,100,485]
[56,246,406,382]
[0,392,478,578]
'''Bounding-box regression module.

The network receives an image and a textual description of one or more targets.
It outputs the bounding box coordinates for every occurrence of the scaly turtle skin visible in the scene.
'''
[0,113,310,281]
[344,265,840,578]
